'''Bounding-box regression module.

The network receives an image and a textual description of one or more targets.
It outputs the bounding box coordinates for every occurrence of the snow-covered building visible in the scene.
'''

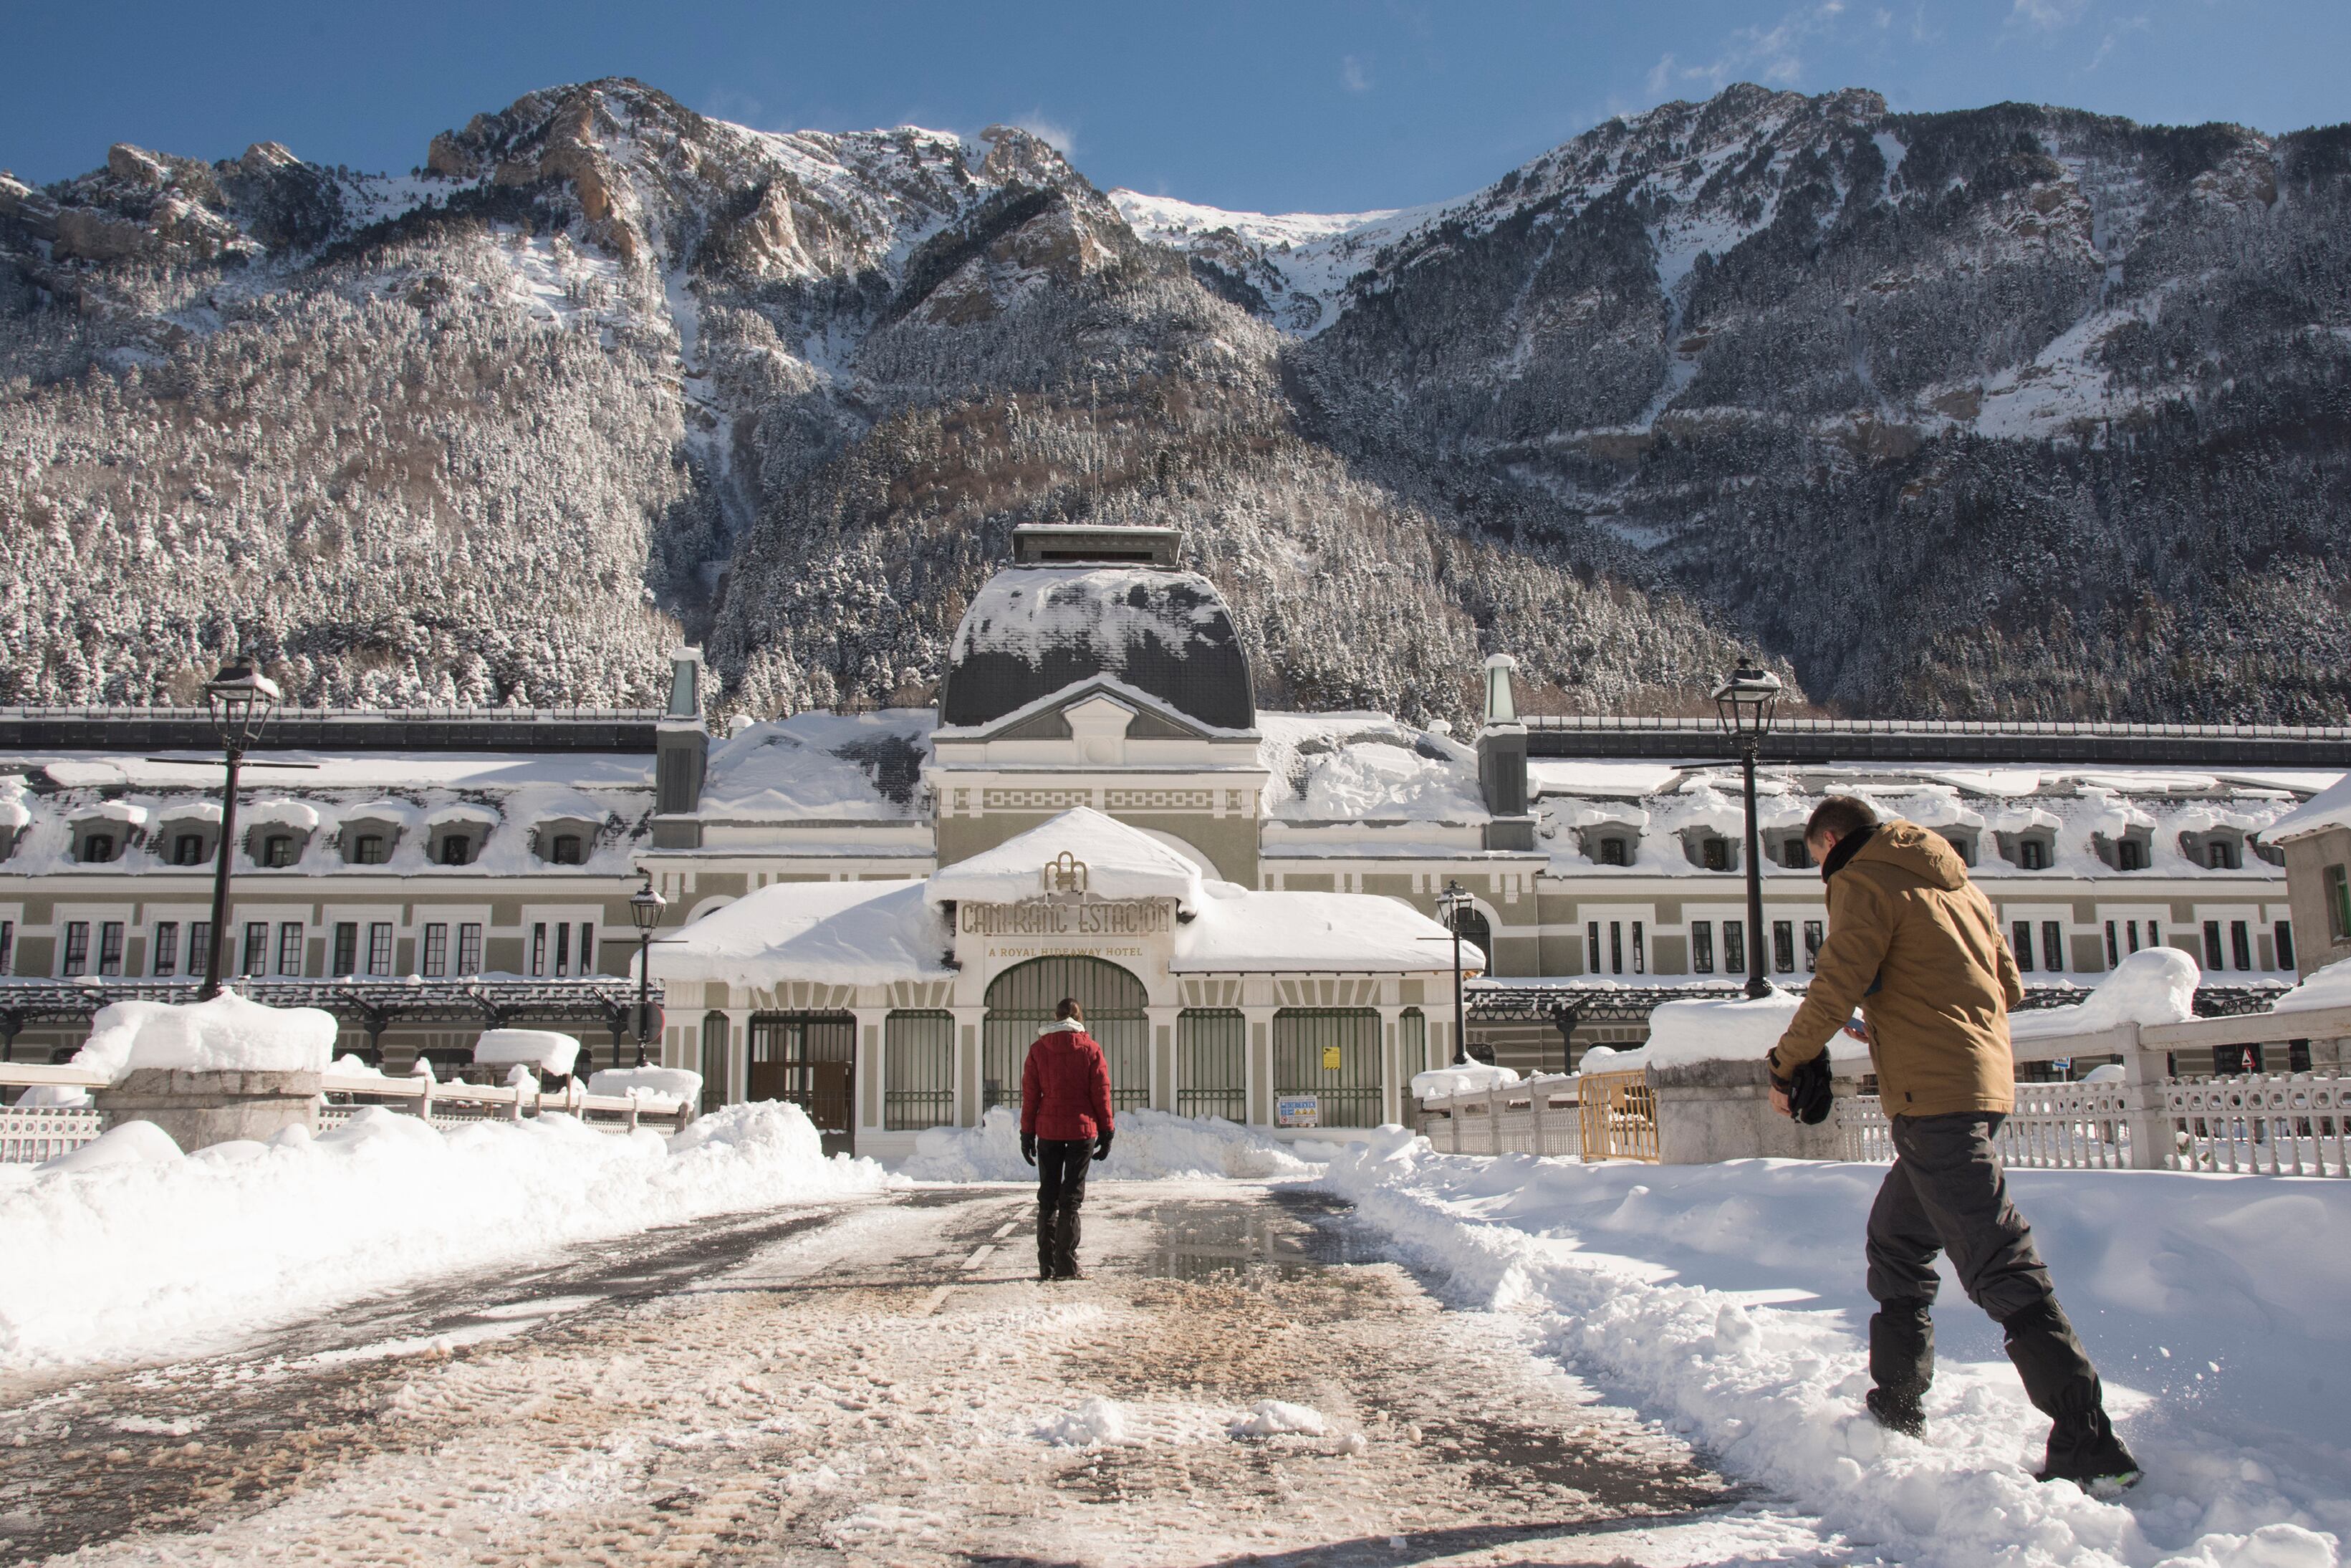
[1,525,2342,1143]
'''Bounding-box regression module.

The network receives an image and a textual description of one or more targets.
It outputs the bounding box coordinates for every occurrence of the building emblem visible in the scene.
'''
[1042,852,1090,897]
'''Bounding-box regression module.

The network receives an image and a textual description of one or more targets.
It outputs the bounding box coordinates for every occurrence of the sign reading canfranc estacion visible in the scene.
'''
[959,900,1175,936]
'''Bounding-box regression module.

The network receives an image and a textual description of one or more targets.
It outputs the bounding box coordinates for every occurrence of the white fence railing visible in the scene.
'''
[0,1064,691,1164]
[1840,1082,2138,1170]
[2162,1074,2350,1177]
[1418,1073,1586,1158]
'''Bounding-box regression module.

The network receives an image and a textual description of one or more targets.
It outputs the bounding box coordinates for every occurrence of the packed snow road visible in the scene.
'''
[0,1181,1793,1567]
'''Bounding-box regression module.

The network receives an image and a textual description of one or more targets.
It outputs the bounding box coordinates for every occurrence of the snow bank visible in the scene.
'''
[2265,960,2351,1016]
[895,1107,1316,1183]
[473,1029,581,1075]
[1233,1400,1329,1438]
[2013,948,2201,1041]
[1034,1395,1130,1447]
[1319,1138,2351,1568]
[0,1101,895,1370]
[1411,1062,1519,1102]
[587,1066,702,1103]
[73,992,337,1080]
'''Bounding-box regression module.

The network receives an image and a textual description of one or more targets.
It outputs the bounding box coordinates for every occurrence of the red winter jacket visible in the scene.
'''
[1020,1021,1115,1142]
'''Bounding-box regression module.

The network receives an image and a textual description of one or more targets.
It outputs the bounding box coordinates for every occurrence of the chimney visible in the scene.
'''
[1476,653,1533,851]
[653,648,708,847]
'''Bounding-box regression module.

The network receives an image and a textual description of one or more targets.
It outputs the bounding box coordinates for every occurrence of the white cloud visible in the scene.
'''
[1643,1,1850,97]
[2086,14,2149,69]
[2010,0,2092,27]
[1011,113,1075,156]
[1340,54,1372,94]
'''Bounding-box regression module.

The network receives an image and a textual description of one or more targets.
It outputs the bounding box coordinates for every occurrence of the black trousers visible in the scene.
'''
[1035,1138,1092,1276]
[1867,1111,2057,1319]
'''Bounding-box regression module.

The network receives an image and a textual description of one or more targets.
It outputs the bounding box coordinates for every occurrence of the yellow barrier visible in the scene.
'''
[1577,1069,1660,1163]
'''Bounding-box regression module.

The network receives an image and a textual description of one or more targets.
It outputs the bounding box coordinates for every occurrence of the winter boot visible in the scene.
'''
[1866,1298,1933,1436]
[1036,1206,1059,1282]
[2000,1299,2141,1491]
[1051,1206,1085,1280]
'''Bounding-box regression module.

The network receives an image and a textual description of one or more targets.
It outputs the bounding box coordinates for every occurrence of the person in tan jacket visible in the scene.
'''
[1768,796,2139,1492]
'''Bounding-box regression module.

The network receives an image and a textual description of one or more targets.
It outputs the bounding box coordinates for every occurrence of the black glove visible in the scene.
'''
[1776,1052,1835,1125]
[1019,1132,1036,1166]
[1092,1132,1113,1163]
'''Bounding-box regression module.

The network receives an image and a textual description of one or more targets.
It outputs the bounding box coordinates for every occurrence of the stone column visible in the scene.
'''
[95,1069,322,1154]
[1243,1005,1278,1128]
[1147,1006,1178,1113]
[952,1006,987,1127]
[1378,1005,1405,1127]
[1645,1059,1853,1164]
[852,1006,888,1138]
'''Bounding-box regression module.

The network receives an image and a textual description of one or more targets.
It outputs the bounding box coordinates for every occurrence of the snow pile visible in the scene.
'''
[2012,948,2201,1041]
[473,1029,581,1076]
[655,878,951,988]
[587,1066,702,1104]
[0,1101,895,1370]
[926,808,1204,910]
[1585,989,1867,1074]
[2265,960,2351,1017]
[895,1107,1317,1183]
[1319,1139,2351,1568]
[1410,1062,1519,1102]
[1232,1400,1329,1438]
[72,992,337,1080]
[1034,1395,1130,1447]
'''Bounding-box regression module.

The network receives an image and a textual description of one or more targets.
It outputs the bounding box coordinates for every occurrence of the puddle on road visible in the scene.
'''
[1134,1191,1371,1281]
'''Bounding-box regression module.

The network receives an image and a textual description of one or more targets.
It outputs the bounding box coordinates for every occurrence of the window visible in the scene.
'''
[332,921,358,975]
[1587,921,1602,975]
[699,1012,729,1114]
[189,921,211,978]
[82,832,115,863]
[2125,920,2141,954]
[554,920,571,977]
[457,923,483,975]
[242,921,269,976]
[1723,919,1746,976]
[439,834,471,866]
[2231,920,2252,973]
[1772,920,1795,974]
[532,922,548,977]
[0,918,12,977]
[2014,920,2037,974]
[2203,919,2224,971]
[1802,919,1823,971]
[2042,920,2064,973]
[2117,838,2148,871]
[551,834,583,865]
[577,923,595,975]
[1782,836,1813,870]
[1609,920,1623,976]
[2019,838,2048,870]
[264,835,294,868]
[98,921,125,976]
[2148,921,2161,950]
[173,833,204,865]
[1599,837,1627,866]
[1943,833,1974,867]
[153,920,179,977]
[2331,866,2351,942]
[422,923,448,978]
[1703,837,1731,872]
[2207,839,2239,870]
[1691,920,1715,973]
[1630,920,1645,975]
[884,1011,957,1130]
[2277,920,2297,973]
[367,922,393,977]
[62,921,90,976]
[2105,920,2119,967]
[353,834,387,865]
[277,920,304,976]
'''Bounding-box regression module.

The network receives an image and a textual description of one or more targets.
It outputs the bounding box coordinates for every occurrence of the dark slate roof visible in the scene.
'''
[939,567,1256,731]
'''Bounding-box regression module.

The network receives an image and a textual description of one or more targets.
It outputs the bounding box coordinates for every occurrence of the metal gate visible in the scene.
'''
[982,956,1150,1115]
[1272,1009,1383,1129]
[1178,1009,1246,1121]
[748,1011,855,1155]
[884,1010,956,1130]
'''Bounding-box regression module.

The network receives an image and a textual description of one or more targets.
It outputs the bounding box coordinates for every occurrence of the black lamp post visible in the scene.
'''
[628,868,667,1068]
[1437,880,1473,1065]
[1711,655,1784,1000]
[198,657,281,1000]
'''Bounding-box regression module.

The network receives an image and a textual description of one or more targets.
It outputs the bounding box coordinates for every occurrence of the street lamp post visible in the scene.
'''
[628,869,667,1068]
[1436,880,1473,1065]
[198,658,282,1000]
[1711,655,1784,1001]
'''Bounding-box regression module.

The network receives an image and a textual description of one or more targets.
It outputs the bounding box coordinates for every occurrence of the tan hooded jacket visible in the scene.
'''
[1766,818,2024,1117]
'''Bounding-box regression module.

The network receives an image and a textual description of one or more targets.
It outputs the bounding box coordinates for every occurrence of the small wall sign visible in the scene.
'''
[1276,1095,1319,1128]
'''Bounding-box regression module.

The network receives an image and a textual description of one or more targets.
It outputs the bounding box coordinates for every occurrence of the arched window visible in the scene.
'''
[982,956,1149,1115]
[1452,908,1494,974]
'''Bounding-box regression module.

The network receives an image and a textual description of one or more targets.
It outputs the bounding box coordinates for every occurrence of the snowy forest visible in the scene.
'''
[2,80,2347,723]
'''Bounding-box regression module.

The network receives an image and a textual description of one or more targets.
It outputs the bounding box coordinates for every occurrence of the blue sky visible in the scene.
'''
[5,1,2344,213]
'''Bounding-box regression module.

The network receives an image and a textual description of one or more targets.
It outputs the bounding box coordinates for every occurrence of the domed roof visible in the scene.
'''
[940,565,1256,731]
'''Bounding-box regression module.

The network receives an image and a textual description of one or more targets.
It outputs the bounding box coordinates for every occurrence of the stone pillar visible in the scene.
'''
[1645,1059,1853,1164]
[952,1006,987,1127]
[1147,1006,1178,1113]
[1378,1005,1405,1127]
[2120,1024,2169,1171]
[852,1006,887,1137]
[95,1069,321,1153]
[1243,1005,1278,1128]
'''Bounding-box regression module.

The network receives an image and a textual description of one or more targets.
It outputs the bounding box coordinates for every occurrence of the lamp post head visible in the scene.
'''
[628,869,667,934]
[1436,879,1471,925]
[1710,655,1783,742]
[204,657,281,754]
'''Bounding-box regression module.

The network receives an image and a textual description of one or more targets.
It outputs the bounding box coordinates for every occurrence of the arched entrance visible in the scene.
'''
[983,956,1150,1117]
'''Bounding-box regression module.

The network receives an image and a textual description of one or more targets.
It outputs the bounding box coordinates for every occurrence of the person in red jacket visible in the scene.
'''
[1019,997,1115,1281]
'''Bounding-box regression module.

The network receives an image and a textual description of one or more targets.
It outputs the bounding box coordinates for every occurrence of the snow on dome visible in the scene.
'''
[424,802,501,827]
[153,800,223,825]
[241,798,322,830]
[656,879,951,989]
[1173,890,1471,973]
[0,796,28,831]
[926,808,1207,910]
[700,709,933,818]
[76,799,149,825]
[940,565,1255,732]
[473,1029,582,1075]
[342,798,422,827]
[2011,947,2199,1039]
[1256,713,1482,823]
[73,992,337,1081]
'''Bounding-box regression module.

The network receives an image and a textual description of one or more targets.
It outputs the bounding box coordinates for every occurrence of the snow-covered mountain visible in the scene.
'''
[4,79,2348,721]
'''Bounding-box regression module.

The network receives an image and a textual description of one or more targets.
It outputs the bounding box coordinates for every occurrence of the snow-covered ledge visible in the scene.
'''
[1617,990,1865,1164]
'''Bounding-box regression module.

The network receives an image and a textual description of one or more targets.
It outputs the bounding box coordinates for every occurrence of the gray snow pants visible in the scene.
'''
[1866,1111,2057,1320]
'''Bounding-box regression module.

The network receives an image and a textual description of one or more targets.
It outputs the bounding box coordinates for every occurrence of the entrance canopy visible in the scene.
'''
[927,807,1208,911]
